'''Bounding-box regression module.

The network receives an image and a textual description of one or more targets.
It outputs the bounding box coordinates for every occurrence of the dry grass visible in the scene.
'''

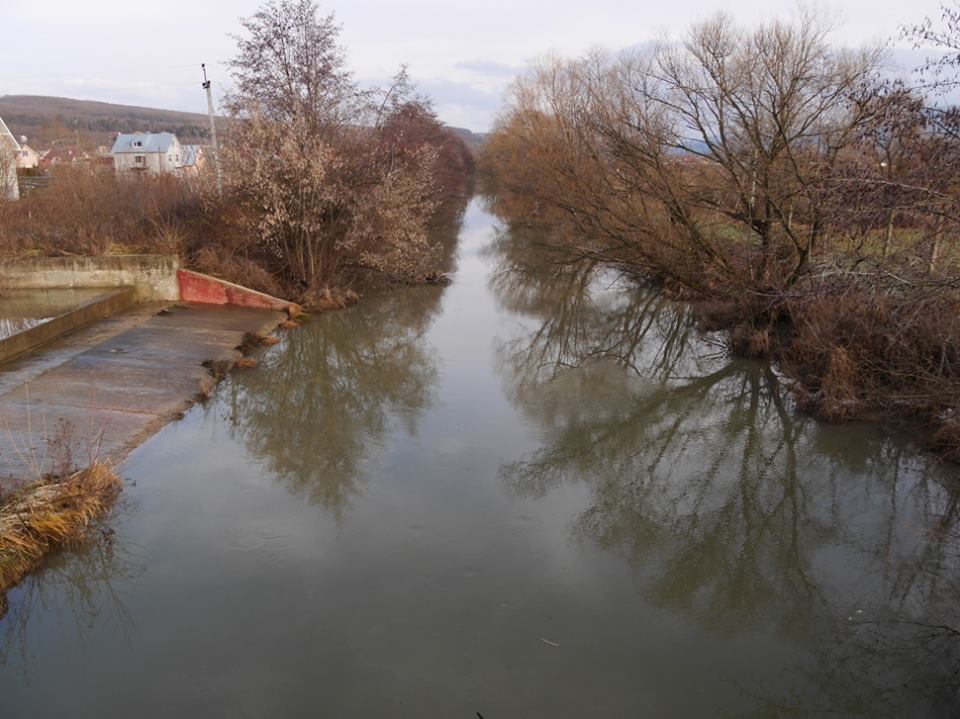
[0,258,11,298]
[815,347,860,422]
[0,462,121,594]
[197,373,216,401]
[192,245,283,298]
[766,282,960,453]
[0,166,203,257]
[729,323,772,359]
[300,287,359,311]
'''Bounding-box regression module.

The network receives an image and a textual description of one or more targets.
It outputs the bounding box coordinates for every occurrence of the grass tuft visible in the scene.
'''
[0,462,121,596]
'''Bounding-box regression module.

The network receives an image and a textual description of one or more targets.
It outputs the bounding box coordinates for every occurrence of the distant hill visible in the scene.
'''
[448,126,488,153]
[0,95,487,152]
[0,95,214,148]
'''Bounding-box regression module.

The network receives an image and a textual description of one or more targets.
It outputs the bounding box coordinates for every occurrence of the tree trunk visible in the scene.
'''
[882,209,895,261]
[929,213,945,276]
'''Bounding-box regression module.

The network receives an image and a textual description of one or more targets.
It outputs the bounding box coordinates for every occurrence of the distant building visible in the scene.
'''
[180,144,205,175]
[40,147,87,170]
[17,143,43,169]
[111,132,183,175]
[0,117,20,200]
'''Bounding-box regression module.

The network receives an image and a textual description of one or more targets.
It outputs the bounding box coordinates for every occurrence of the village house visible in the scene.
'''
[17,142,42,170]
[179,144,205,176]
[39,147,87,171]
[111,132,183,175]
[0,117,20,200]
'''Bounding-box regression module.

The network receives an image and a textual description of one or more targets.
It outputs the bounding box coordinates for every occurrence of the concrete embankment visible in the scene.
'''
[0,302,287,488]
[0,287,137,365]
[0,256,298,489]
[2,254,181,300]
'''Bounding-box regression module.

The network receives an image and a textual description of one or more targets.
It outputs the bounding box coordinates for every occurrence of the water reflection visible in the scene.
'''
[2,200,958,716]
[219,286,444,516]
[0,528,143,675]
[489,224,960,716]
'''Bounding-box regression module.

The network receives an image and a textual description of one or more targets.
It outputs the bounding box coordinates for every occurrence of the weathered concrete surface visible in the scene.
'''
[178,268,300,314]
[0,302,285,488]
[1,255,180,300]
[0,287,136,364]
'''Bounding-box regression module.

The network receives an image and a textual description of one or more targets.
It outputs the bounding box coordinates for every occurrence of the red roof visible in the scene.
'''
[39,148,86,169]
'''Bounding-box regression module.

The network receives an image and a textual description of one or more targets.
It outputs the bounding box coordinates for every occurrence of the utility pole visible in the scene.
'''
[202,63,223,194]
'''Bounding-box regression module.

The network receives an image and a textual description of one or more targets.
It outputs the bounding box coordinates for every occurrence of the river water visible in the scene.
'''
[0,287,110,340]
[2,199,959,717]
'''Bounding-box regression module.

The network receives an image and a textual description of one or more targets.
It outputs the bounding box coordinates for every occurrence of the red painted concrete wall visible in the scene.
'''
[177,269,297,314]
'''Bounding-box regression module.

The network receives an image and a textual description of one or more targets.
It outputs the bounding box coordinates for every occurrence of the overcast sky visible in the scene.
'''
[1,0,952,131]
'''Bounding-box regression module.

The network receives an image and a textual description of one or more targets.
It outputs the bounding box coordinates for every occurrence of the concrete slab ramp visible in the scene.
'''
[0,302,285,488]
[0,287,136,365]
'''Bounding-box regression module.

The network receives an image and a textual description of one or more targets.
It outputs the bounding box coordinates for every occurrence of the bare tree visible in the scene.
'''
[222,0,462,302]
[487,13,883,299]
[481,10,960,454]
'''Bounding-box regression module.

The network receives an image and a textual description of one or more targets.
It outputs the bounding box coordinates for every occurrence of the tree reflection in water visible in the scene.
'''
[220,285,444,517]
[0,207,464,676]
[489,225,960,716]
[0,529,143,676]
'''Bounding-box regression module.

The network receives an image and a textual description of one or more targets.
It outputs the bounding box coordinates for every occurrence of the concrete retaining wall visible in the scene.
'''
[0,287,137,364]
[178,269,299,315]
[1,255,180,301]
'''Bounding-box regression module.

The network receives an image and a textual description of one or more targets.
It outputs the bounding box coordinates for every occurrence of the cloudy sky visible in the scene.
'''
[1,0,951,131]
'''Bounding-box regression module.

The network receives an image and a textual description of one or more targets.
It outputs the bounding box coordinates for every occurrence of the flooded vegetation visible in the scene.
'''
[0,199,958,716]
[479,9,960,458]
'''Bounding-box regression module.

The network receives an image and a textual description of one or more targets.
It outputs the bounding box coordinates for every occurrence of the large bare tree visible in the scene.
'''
[222,0,468,302]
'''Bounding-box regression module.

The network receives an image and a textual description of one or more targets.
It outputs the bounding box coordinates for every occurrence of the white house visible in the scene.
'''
[0,117,20,201]
[111,132,184,175]
[180,144,205,176]
[17,142,42,170]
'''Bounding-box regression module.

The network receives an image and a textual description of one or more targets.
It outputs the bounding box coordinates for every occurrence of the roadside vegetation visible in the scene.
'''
[479,6,960,458]
[0,0,474,309]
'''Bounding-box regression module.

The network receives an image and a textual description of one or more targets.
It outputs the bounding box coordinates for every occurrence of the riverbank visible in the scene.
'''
[1,198,957,717]
[0,462,120,614]
[478,190,960,464]
[0,299,297,605]
[477,13,960,465]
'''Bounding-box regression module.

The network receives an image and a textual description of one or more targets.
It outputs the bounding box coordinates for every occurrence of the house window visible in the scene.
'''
[133,140,143,148]
[135,155,145,164]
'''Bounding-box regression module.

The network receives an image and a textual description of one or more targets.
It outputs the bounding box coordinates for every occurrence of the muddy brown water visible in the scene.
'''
[1,199,959,717]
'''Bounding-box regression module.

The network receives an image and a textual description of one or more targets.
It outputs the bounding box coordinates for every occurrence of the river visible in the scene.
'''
[1,198,959,717]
